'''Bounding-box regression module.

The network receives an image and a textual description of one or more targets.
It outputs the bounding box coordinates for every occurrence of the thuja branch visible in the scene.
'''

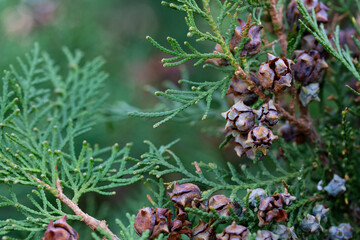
[193,2,320,144]
[32,176,120,240]
[199,1,321,145]
[296,0,360,81]
[129,76,231,127]
[140,140,311,199]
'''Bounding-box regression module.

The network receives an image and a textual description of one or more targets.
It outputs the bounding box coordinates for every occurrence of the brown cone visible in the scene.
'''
[42,216,79,240]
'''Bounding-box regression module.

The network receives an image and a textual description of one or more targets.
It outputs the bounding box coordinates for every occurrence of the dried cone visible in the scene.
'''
[228,18,263,56]
[192,219,216,240]
[292,50,328,86]
[245,126,278,156]
[233,132,255,159]
[301,33,333,59]
[286,0,329,28]
[208,195,242,218]
[216,221,250,240]
[227,74,258,106]
[257,189,295,226]
[221,100,255,133]
[42,216,79,240]
[168,182,201,211]
[168,212,192,240]
[258,53,293,93]
[134,207,171,239]
[258,197,288,226]
[254,100,278,127]
[206,18,262,66]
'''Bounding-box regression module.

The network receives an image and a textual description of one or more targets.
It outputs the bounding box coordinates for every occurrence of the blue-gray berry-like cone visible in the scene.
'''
[324,174,346,197]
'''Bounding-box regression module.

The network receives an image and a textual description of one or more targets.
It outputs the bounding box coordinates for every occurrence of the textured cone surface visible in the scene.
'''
[42,216,79,240]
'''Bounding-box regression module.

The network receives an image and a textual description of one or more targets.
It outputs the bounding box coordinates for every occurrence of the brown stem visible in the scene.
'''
[31,175,120,240]
[268,0,287,56]
[55,179,120,240]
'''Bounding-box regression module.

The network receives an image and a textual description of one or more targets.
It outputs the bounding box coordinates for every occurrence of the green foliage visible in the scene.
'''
[137,139,324,234]
[1,0,360,239]
[297,0,360,83]
[0,45,145,239]
[128,0,268,127]
[129,76,231,127]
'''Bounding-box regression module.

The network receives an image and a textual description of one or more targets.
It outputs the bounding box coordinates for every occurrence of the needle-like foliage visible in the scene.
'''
[0,45,145,239]
[128,0,268,127]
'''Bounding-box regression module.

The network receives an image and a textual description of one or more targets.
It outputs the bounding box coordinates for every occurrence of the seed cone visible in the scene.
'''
[300,214,323,233]
[222,100,255,133]
[286,0,329,28]
[249,188,268,207]
[292,50,328,86]
[192,219,216,240]
[312,204,329,222]
[168,182,201,210]
[134,207,172,239]
[216,221,250,240]
[227,74,258,106]
[258,53,293,93]
[207,195,242,218]
[245,126,278,156]
[324,174,346,197]
[254,100,278,127]
[42,216,79,240]
[257,189,295,226]
[299,83,320,106]
[233,131,255,159]
[273,225,297,239]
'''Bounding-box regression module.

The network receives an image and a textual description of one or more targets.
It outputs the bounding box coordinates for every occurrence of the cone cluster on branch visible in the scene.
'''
[133,183,299,239]
[202,1,334,154]
[222,99,279,159]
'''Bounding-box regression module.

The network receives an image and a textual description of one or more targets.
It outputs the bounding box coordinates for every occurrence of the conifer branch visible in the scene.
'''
[296,0,360,82]
[0,46,144,239]
[30,176,120,239]
[140,140,312,200]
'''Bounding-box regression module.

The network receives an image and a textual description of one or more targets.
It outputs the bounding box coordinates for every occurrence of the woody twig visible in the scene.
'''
[30,175,120,240]
[268,0,288,56]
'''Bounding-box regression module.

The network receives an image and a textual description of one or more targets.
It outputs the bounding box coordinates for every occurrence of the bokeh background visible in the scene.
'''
[0,0,232,238]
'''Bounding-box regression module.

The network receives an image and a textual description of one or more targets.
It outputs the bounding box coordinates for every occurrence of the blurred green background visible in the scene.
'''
[0,0,233,238]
